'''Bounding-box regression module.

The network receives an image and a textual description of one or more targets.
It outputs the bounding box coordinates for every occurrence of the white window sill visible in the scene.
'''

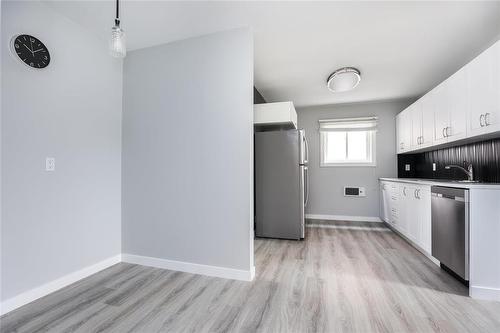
[320,162,377,168]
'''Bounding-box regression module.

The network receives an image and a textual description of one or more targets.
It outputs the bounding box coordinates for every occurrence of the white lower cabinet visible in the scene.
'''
[417,186,432,254]
[398,184,411,234]
[380,181,432,255]
[380,182,391,223]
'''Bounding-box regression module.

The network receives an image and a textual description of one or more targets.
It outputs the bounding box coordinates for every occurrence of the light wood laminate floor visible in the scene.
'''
[2,221,500,333]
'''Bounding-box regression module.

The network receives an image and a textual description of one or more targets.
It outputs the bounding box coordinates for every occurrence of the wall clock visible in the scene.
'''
[10,34,50,69]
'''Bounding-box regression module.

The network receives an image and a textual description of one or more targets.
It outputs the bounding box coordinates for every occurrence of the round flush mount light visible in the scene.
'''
[327,67,361,92]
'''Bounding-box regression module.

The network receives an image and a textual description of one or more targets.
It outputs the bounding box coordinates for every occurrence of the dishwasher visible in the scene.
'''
[431,186,469,283]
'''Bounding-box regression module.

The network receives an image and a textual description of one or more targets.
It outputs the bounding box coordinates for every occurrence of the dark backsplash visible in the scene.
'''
[398,138,500,183]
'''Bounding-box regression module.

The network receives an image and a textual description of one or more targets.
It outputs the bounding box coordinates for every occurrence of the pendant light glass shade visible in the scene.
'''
[109,25,126,58]
[109,0,125,58]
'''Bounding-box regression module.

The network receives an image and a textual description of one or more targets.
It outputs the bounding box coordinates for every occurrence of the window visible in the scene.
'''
[319,117,377,166]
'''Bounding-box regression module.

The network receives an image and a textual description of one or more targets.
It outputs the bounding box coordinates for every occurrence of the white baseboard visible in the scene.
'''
[305,214,382,223]
[306,224,390,232]
[1,253,254,316]
[0,254,121,316]
[470,285,500,302]
[122,254,255,282]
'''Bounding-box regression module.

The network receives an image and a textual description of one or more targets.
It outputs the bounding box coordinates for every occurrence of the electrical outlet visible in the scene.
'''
[432,163,436,171]
[45,157,55,171]
[405,164,411,171]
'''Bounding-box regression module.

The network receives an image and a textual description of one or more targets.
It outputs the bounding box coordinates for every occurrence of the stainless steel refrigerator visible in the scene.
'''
[255,129,309,240]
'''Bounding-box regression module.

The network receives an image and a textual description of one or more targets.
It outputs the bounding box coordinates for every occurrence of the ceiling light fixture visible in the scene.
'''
[109,0,126,58]
[327,67,361,92]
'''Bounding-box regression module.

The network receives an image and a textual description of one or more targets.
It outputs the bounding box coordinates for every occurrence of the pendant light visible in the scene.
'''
[109,0,126,58]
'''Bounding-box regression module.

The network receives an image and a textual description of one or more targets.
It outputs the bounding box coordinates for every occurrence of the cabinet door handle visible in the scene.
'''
[414,189,418,198]
[485,113,490,126]
[403,187,407,196]
[442,127,446,138]
[480,114,485,127]
[417,189,421,199]
[446,126,451,137]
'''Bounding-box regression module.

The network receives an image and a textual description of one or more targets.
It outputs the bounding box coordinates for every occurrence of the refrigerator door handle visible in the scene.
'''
[304,166,309,207]
[303,134,309,165]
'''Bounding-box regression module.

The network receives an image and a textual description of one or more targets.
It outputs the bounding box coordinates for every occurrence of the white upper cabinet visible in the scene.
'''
[433,83,449,144]
[420,94,435,148]
[467,41,500,136]
[433,69,467,144]
[410,103,422,149]
[409,94,434,150]
[396,108,412,153]
[446,69,468,142]
[397,40,500,154]
[254,102,298,129]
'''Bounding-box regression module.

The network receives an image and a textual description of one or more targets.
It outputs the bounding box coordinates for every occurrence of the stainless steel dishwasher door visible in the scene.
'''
[431,186,469,281]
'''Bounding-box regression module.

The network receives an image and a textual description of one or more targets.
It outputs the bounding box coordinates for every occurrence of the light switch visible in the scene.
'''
[432,163,436,171]
[45,157,55,171]
[405,164,411,171]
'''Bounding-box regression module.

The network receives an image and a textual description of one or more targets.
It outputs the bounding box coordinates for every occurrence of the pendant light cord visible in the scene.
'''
[115,0,120,26]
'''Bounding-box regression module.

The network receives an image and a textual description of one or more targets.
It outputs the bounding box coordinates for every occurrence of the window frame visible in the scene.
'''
[319,117,377,167]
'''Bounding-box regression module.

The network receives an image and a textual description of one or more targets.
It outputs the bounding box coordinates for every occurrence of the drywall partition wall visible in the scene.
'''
[1,1,122,312]
[297,100,412,221]
[122,28,254,280]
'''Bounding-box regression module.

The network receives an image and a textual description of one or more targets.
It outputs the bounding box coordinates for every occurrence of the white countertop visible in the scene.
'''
[379,178,500,190]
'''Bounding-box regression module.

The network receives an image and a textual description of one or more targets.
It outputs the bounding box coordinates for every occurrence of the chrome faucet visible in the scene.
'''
[445,162,474,181]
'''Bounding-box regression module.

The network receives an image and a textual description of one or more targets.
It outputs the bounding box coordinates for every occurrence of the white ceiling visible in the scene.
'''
[45,1,500,108]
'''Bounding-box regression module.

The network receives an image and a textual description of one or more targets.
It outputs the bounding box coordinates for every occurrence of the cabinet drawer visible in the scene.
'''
[390,206,398,217]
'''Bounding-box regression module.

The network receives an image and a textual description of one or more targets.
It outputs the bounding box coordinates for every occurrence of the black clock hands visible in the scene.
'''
[23,43,33,56]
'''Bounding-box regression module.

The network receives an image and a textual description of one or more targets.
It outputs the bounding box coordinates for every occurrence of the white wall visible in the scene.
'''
[121,29,254,276]
[297,99,412,220]
[1,0,122,303]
